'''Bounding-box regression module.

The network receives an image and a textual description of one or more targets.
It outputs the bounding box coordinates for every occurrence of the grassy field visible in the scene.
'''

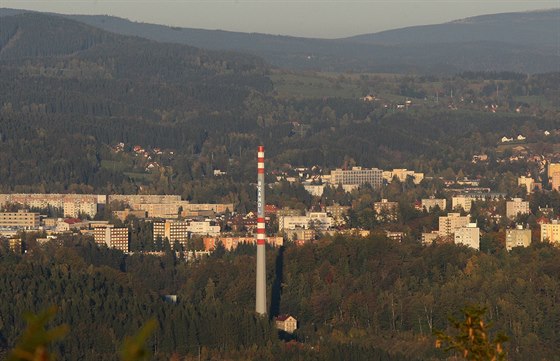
[100,160,130,172]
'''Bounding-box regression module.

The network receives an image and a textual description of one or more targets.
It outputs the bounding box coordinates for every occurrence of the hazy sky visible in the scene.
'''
[0,0,558,38]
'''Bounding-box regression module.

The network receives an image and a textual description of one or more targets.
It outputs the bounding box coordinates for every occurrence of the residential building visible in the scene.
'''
[421,197,447,212]
[330,167,383,188]
[113,208,148,222]
[506,198,530,220]
[439,213,470,237]
[107,194,181,206]
[452,192,505,213]
[383,169,424,184]
[540,220,560,245]
[181,203,234,214]
[454,223,480,250]
[373,199,399,221]
[186,220,220,236]
[92,225,129,252]
[203,236,283,252]
[325,204,350,226]
[287,228,315,242]
[275,315,298,333]
[505,225,532,251]
[8,238,22,253]
[303,184,326,197]
[0,194,100,218]
[422,231,439,245]
[552,172,560,191]
[279,212,333,232]
[153,220,189,246]
[547,162,560,180]
[134,203,180,218]
[56,218,88,232]
[518,176,535,193]
[385,231,405,242]
[452,195,473,212]
[0,210,40,229]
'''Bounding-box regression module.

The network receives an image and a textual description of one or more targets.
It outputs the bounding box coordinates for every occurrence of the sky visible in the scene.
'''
[0,0,558,38]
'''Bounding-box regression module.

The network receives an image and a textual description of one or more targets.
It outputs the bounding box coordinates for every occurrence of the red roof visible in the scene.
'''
[63,218,82,224]
[276,314,293,321]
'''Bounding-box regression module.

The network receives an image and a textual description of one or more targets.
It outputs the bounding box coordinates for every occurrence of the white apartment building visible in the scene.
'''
[330,167,383,188]
[505,225,531,251]
[454,223,480,250]
[506,198,530,220]
[452,196,473,212]
[279,212,333,232]
[518,176,534,193]
[439,213,470,237]
[421,197,447,211]
[383,169,424,184]
[186,220,220,236]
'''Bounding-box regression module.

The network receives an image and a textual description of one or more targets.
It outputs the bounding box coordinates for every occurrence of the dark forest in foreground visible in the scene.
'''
[1,235,559,360]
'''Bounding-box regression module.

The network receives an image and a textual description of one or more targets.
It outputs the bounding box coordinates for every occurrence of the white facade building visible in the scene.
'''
[454,223,480,250]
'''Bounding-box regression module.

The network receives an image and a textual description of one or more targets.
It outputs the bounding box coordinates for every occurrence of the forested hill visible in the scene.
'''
[0,12,272,194]
[1,8,558,74]
[345,9,559,46]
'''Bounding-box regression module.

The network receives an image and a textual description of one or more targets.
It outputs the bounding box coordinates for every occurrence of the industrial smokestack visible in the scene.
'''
[256,145,267,315]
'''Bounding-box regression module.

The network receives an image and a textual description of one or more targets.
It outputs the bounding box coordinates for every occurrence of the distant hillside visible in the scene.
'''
[345,9,560,46]
[0,8,558,74]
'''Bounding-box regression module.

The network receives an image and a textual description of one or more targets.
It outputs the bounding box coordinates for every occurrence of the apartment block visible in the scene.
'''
[0,210,40,229]
[153,220,189,246]
[325,204,350,226]
[330,167,383,188]
[382,169,424,184]
[540,220,560,245]
[452,196,473,212]
[421,197,447,211]
[505,225,531,251]
[0,194,100,218]
[506,198,530,220]
[373,199,399,221]
[439,213,470,237]
[203,236,284,252]
[454,223,480,250]
[279,212,333,232]
[518,176,535,193]
[92,225,129,252]
[107,194,181,206]
[186,221,220,236]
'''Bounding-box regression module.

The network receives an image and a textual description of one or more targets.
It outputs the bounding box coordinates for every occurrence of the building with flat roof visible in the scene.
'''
[153,220,189,246]
[0,210,40,229]
[421,197,446,212]
[518,176,535,193]
[505,225,531,251]
[330,167,382,188]
[540,220,560,245]
[373,199,399,221]
[506,198,530,220]
[279,212,333,232]
[439,213,470,237]
[383,169,424,184]
[0,194,100,218]
[454,223,480,250]
[92,225,129,252]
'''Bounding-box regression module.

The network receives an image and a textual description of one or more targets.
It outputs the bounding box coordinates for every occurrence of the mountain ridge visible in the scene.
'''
[0,8,558,74]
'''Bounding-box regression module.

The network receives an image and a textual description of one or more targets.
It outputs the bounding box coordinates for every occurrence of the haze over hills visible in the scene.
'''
[1,7,559,74]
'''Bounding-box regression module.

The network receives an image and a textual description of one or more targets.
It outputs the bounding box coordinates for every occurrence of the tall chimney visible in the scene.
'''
[256,145,267,315]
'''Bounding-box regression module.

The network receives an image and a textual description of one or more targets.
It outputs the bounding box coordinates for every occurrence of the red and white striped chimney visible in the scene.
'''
[255,145,267,315]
